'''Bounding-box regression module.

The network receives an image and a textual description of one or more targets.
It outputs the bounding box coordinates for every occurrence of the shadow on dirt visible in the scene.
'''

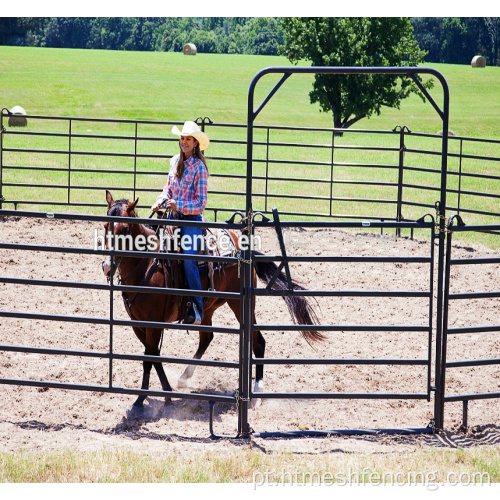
[5,418,500,450]
[264,424,500,454]
[112,391,238,437]
[3,390,245,445]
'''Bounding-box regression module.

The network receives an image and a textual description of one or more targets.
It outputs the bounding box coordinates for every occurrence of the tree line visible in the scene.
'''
[0,18,284,55]
[0,17,498,65]
[411,17,499,66]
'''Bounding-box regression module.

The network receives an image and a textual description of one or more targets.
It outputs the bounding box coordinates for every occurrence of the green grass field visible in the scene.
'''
[1,446,499,483]
[1,46,500,134]
[0,45,499,246]
[0,47,500,134]
[1,46,499,482]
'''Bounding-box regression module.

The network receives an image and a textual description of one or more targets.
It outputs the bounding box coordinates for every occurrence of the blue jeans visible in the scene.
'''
[172,212,204,317]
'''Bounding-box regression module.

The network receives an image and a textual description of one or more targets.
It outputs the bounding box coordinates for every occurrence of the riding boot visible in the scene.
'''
[183,259,203,324]
[184,300,202,325]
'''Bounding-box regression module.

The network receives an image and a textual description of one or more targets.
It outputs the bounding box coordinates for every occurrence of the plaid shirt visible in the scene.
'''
[155,154,208,215]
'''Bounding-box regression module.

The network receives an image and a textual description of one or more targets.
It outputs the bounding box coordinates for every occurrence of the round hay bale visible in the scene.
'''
[183,43,197,55]
[471,55,486,68]
[8,105,28,127]
[437,129,457,136]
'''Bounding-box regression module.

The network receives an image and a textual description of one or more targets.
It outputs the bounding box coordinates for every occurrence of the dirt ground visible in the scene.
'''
[0,215,499,455]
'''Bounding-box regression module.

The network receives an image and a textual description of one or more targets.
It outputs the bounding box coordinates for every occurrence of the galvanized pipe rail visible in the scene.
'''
[0,209,247,434]
[440,220,500,429]
[243,66,449,436]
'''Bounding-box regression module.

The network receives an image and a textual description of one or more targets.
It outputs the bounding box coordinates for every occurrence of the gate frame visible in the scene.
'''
[0,66,457,439]
[441,218,500,429]
[241,67,450,436]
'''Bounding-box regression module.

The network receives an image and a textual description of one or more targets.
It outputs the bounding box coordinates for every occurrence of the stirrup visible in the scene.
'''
[184,301,202,325]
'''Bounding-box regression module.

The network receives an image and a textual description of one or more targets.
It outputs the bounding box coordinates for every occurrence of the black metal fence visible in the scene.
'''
[0,210,247,436]
[248,217,437,437]
[440,220,500,429]
[1,110,499,225]
[1,67,499,437]
[1,207,498,436]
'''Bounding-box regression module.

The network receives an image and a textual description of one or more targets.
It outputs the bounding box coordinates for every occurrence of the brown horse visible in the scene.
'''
[102,191,322,411]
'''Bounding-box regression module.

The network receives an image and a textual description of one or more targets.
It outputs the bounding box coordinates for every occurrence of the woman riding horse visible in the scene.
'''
[151,121,210,326]
[103,191,323,411]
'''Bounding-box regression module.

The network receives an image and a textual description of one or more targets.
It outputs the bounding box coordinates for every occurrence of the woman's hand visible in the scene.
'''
[151,200,163,212]
[166,199,177,210]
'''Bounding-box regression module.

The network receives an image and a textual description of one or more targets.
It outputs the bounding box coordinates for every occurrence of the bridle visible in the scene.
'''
[102,207,168,284]
[102,211,131,283]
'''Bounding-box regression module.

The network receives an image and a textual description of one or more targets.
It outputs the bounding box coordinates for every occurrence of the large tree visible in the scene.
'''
[280,17,432,130]
[484,17,500,65]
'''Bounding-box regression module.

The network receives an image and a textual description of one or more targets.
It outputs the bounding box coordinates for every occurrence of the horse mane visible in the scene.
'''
[107,199,160,239]
[107,199,134,216]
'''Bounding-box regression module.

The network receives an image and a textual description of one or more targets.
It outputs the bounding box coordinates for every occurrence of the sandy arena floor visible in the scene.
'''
[0,215,499,455]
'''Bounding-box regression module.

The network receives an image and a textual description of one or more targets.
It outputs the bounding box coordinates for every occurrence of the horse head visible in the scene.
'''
[102,190,139,280]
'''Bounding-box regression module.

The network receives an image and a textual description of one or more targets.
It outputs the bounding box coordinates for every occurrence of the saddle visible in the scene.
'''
[162,225,237,280]
[153,212,238,318]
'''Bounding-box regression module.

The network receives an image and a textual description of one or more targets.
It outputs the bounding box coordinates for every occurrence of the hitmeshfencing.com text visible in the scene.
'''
[253,468,491,490]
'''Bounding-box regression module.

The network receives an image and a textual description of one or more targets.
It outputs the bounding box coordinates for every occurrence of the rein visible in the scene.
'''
[116,210,173,314]
[150,208,173,237]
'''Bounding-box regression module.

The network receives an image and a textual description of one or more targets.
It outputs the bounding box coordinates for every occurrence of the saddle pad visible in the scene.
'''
[198,228,237,271]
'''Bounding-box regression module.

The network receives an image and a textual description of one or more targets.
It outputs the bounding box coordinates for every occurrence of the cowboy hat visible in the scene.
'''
[172,121,210,151]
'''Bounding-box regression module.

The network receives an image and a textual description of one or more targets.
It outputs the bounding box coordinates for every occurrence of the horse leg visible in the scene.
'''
[148,328,173,405]
[178,315,214,389]
[252,326,266,396]
[131,327,150,409]
[153,356,173,405]
[133,328,173,408]
[133,359,153,409]
[226,300,265,408]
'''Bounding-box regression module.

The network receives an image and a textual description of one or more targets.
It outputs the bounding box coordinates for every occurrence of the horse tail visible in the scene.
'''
[253,251,325,343]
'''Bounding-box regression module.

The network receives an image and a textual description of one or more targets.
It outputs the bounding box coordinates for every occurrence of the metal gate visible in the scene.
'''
[235,66,451,437]
[439,218,500,429]
[2,66,498,437]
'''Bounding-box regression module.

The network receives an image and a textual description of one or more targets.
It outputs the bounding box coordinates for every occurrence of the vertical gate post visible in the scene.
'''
[237,84,261,438]
[427,223,436,398]
[68,119,72,205]
[239,214,253,437]
[395,125,407,237]
[0,111,4,210]
[433,80,450,430]
[438,223,454,429]
[433,227,447,428]
[109,222,115,388]
[434,219,453,429]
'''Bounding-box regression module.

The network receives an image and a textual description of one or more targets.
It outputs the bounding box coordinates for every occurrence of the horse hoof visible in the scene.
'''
[129,405,145,418]
[164,398,172,406]
[250,380,264,409]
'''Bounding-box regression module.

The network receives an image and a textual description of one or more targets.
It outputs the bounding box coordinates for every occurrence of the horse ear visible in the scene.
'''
[127,198,139,215]
[106,190,114,207]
